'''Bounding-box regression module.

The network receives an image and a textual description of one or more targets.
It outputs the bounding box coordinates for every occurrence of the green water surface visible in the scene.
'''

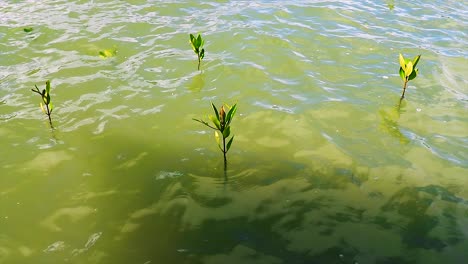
[1,1,467,263]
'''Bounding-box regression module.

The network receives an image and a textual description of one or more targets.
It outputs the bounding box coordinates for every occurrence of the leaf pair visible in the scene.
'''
[190,34,204,55]
[99,47,117,58]
[399,54,421,81]
[214,130,234,152]
[210,103,236,130]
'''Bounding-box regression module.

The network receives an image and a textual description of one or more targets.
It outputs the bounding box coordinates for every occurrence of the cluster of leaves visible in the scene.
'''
[189,33,205,71]
[31,80,54,126]
[399,54,421,98]
[193,103,237,164]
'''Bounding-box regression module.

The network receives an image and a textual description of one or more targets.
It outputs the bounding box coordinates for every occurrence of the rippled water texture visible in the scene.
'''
[1,1,467,263]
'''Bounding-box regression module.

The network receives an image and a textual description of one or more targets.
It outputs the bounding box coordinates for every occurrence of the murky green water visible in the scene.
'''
[1,1,467,263]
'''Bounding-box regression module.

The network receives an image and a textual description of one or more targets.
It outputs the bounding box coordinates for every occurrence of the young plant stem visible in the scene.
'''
[31,86,53,128]
[198,56,201,71]
[223,163,228,186]
[45,104,52,127]
[222,136,227,166]
[401,78,408,99]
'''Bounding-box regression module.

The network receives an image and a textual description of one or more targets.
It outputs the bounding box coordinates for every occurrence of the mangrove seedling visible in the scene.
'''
[399,53,421,99]
[23,27,33,33]
[189,33,205,71]
[99,46,117,58]
[31,80,54,126]
[193,103,237,166]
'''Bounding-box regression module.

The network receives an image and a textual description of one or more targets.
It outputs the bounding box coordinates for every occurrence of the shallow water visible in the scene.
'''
[1,1,467,263]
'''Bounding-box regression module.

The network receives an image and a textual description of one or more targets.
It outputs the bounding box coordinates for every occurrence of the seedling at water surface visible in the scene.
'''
[386,0,395,10]
[399,53,421,99]
[99,47,117,58]
[193,103,237,167]
[31,80,54,127]
[23,27,33,33]
[189,33,205,71]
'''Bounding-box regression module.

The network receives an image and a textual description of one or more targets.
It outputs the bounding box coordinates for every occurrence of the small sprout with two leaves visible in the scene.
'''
[99,47,117,58]
[193,103,237,166]
[31,80,54,126]
[399,53,421,99]
[189,33,205,71]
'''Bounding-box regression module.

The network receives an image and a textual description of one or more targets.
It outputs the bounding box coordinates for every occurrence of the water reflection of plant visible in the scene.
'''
[189,72,205,92]
[193,103,237,167]
[379,100,409,144]
[399,54,421,100]
[189,33,205,71]
[31,80,54,127]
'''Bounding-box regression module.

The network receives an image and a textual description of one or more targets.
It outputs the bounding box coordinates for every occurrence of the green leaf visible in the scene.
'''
[399,53,405,69]
[412,54,421,68]
[23,27,33,33]
[196,34,202,48]
[223,126,231,138]
[408,68,418,81]
[399,67,405,81]
[40,103,46,114]
[211,103,219,121]
[45,80,51,95]
[99,48,116,58]
[190,40,197,52]
[214,131,221,146]
[209,115,221,130]
[49,102,54,112]
[404,61,413,77]
[190,34,195,45]
[190,34,200,53]
[227,136,234,152]
[200,48,205,60]
[226,103,237,125]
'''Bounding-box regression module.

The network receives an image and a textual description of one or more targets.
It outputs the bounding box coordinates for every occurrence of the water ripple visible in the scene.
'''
[0,0,465,160]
